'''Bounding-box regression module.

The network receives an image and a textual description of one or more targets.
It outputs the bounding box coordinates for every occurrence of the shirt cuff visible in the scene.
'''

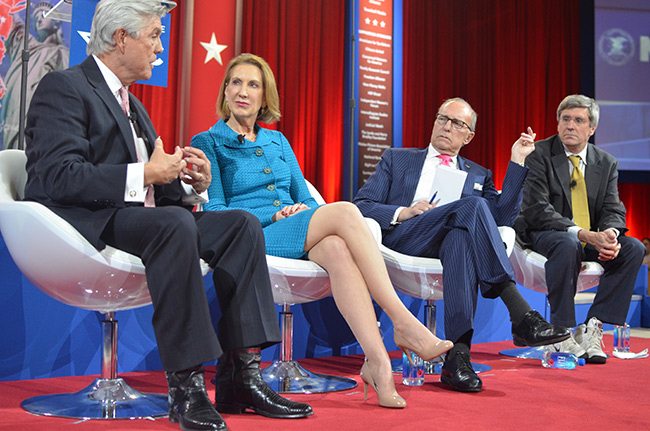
[181,182,208,205]
[125,162,145,202]
[567,225,582,238]
[391,207,406,225]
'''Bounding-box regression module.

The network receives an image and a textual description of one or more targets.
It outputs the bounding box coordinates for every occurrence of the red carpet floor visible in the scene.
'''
[1,336,648,431]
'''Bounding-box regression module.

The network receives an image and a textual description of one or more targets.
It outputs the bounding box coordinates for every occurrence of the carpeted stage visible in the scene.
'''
[1,336,648,431]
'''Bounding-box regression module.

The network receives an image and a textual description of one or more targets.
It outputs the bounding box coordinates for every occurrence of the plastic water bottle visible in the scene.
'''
[541,351,586,369]
[402,350,424,386]
[613,323,630,352]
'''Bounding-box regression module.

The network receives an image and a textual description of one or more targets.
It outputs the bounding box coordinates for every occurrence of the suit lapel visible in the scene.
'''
[81,57,138,162]
[550,137,572,210]
[584,144,603,213]
[129,95,157,155]
[457,155,473,195]
[401,149,427,205]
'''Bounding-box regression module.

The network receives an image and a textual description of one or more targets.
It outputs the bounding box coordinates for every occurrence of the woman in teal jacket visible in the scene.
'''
[192,54,452,409]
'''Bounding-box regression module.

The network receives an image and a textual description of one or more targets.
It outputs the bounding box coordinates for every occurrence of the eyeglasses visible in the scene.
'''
[435,113,471,131]
[559,115,588,126]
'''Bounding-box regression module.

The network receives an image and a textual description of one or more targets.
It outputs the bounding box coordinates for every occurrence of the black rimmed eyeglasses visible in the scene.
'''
[435,113,471,131]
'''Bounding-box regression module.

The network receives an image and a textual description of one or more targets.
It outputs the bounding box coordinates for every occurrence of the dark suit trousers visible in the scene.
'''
[100,206,281,372]
[529,230,645,327]
[383,196,513,342]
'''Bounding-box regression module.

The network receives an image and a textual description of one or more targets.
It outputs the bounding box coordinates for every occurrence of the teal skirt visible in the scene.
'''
[262,206,320,259]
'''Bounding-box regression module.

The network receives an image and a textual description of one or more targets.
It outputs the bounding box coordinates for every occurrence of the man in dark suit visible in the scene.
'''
[354,98,569,392]
[514,94,645,364]
[23,1,311,430]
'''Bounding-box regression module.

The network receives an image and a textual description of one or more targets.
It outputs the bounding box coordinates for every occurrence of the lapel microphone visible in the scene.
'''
[570,180,577,188]
[128,111,149,145]
[237,134,245,144]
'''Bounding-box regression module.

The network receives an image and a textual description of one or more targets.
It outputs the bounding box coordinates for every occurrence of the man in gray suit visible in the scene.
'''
[24,1,311,430]
[515,94,645,364]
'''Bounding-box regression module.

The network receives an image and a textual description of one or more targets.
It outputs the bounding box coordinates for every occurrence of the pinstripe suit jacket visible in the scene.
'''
[354,147,528,235]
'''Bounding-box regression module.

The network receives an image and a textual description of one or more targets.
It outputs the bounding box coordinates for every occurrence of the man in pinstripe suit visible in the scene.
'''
[354,98,569,392]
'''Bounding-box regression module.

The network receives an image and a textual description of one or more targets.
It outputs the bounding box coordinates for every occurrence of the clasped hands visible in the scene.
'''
[578,228,621,261]
[272,203,310,222]
[144,138,212,194]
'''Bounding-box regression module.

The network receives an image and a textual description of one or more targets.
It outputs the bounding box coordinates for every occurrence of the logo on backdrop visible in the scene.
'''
[598,28,635,66]
[70,0,171,87]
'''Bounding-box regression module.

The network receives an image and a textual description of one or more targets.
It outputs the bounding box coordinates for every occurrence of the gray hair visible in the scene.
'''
[556,94,600,128]
[439,97,477,132]
[87,0,176,56]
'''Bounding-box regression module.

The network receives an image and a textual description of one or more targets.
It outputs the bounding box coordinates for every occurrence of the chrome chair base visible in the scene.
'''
[21,377,168,419]
[391,356,492,374]
[262,359,358,394]
[499,346,546,359]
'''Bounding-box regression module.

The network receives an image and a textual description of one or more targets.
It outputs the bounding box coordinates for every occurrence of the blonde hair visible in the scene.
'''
[217,53,281,124]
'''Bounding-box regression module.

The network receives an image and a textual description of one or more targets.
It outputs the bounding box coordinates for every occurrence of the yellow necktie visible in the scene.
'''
[569,155,590,232]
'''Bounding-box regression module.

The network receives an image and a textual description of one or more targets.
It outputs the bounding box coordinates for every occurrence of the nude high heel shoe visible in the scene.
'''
[394,329,453,365]
[359,359,406,409]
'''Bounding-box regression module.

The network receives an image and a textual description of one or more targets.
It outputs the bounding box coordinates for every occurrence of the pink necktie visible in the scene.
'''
[437,154,452,167]
[118,86,130,115]
[119,86,155,207]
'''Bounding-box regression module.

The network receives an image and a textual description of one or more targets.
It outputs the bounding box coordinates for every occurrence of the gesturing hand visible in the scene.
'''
[144,138,187,186]
[511,126,536,164]
[181,146,212,194]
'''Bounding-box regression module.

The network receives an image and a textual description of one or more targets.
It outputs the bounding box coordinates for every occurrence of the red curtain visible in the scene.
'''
[403,0,581,184]
[240,0,346,202]
[619,183,650,240]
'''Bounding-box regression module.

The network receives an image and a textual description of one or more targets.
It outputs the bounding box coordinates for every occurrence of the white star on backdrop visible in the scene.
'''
[200,33,228,65]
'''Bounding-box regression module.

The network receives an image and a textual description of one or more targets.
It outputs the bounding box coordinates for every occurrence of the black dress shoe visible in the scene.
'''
[440,350,482,392]
[512,310,570,347]
[215,348,313,419]
[166,365,228,431]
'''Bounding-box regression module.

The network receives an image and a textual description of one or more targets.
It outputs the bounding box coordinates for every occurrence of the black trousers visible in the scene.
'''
[530,230,645,328]
[101,206,281,372]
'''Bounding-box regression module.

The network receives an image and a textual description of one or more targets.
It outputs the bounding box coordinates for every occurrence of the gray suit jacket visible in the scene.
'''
[24,56,185,249]
[514,134,627,245]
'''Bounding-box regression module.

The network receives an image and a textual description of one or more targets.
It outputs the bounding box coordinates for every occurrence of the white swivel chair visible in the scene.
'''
[261,181,365,394]
[380,226,517,374]
[500,242,603,358]
[0,150,211,419]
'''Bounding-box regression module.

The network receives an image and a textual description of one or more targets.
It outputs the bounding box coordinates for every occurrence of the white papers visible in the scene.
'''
[612,348,649,359]
[430,165,468,207]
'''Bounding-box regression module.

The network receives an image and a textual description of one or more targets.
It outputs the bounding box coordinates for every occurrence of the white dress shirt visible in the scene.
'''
[391,144,458,224]
[92,55,206,205]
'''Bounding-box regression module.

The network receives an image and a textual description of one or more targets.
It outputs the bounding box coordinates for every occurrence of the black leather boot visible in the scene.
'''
[214,347,313,419]
[166,365,228,431]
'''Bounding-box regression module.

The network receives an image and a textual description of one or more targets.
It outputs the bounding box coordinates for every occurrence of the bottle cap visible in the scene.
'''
[577,358,586,366]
